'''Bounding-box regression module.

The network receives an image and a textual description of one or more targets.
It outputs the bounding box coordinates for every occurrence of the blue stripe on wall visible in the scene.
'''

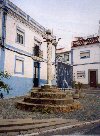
[73,62,100,66]
[1,76,33,98]
[5,44,32,57]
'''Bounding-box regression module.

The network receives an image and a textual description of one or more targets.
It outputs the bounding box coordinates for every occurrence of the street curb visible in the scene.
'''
[20,119,100,136]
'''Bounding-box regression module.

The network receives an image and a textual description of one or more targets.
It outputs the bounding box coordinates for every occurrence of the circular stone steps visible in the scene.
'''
[24,97,74,105]
[31,91,67,99]
[16,100,81,113]
[16,85,81,113]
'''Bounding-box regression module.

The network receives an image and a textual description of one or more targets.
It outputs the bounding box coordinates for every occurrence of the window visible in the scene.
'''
[34,44,39,57]
[80,51,90,59]
[14,56,24,74]
[77,71,85,79]
[64,54,69,61]
[33,37,42,57]
[16,27,25,45]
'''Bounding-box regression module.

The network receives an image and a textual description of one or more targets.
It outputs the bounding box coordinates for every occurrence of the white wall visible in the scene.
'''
[73,44,100,65]
[73,64,100,84]
[5,13,56,82]
[4,49,33,78]
[68,51,71,64]
[6,14,43,54]
[73,44,100,84]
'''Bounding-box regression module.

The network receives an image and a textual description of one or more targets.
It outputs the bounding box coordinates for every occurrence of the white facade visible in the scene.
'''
[0,0,56,97]
[72,37,100,87]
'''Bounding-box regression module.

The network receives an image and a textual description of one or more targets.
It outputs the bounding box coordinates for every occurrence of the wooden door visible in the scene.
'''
[90,71,96,87]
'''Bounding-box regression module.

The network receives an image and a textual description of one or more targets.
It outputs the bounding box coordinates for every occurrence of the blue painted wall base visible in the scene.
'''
[39,79,47,86]
[0,77,56,98]
[1,76,33,98]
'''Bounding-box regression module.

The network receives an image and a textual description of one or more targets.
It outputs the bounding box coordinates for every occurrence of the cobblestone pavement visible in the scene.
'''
[34,121,100,136]
[0,90,100,121]
[0,89,100,135]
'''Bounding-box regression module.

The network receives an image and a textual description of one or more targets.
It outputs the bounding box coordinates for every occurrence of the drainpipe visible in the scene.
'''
[0,1,7,71]
[71,48,74,87]
[71,48,73,65]
[2,10,6,48]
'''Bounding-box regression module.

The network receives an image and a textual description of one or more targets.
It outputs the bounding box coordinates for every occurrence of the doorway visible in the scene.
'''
[89,70,97,87]
[34,62,40,87]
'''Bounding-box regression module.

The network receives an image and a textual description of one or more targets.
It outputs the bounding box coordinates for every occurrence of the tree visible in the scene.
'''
[0,71,11,98]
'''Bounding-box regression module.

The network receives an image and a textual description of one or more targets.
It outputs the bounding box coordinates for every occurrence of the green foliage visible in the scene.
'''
[0,71,11,98]
[77,82,83,90]
[73,81,83,90]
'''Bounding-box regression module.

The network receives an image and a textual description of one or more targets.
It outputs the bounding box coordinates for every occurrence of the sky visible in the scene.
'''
[10,0,100,50]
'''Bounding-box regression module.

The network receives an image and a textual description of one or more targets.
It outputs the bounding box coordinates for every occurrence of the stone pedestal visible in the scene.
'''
[16,85,81,113]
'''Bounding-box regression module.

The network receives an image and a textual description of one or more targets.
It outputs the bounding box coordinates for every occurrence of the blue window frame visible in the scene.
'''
[14,56,24,74]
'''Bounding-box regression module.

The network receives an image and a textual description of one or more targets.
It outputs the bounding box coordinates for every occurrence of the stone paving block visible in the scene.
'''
[6,132,19,136]
[0,118,81,135]
[0,118,33,127]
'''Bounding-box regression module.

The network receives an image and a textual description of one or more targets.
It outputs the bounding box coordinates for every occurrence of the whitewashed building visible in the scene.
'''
[71,36,100,88]
[0,0,56,97]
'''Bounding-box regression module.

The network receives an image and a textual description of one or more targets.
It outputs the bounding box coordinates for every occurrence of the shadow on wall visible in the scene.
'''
[1,76,33,98]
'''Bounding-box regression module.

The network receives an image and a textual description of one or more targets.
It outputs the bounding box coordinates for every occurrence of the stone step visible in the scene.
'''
[31,91,67,99]
[0,118,65,127]
[38,88,60,92]
[87,91,100,94]
[0,118,33,127]
[31,88,60,93]
[16,85,81,114]
[0,118,76,134]
[31,88,41,91]
[16,100,81,112]
[24,96,74,105]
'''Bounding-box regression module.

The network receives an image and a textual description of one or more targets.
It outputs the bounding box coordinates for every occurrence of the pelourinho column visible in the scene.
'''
[43,29,55,86]
[47,42,52,85]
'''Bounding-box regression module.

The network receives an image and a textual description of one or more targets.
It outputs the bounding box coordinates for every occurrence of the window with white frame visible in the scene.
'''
[80,51,90,59]
[77,71,85,79]
[15,56,24,74]
[16,27,25,45]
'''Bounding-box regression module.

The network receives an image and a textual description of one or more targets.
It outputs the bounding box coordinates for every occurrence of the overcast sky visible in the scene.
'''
[10,0,100,49]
